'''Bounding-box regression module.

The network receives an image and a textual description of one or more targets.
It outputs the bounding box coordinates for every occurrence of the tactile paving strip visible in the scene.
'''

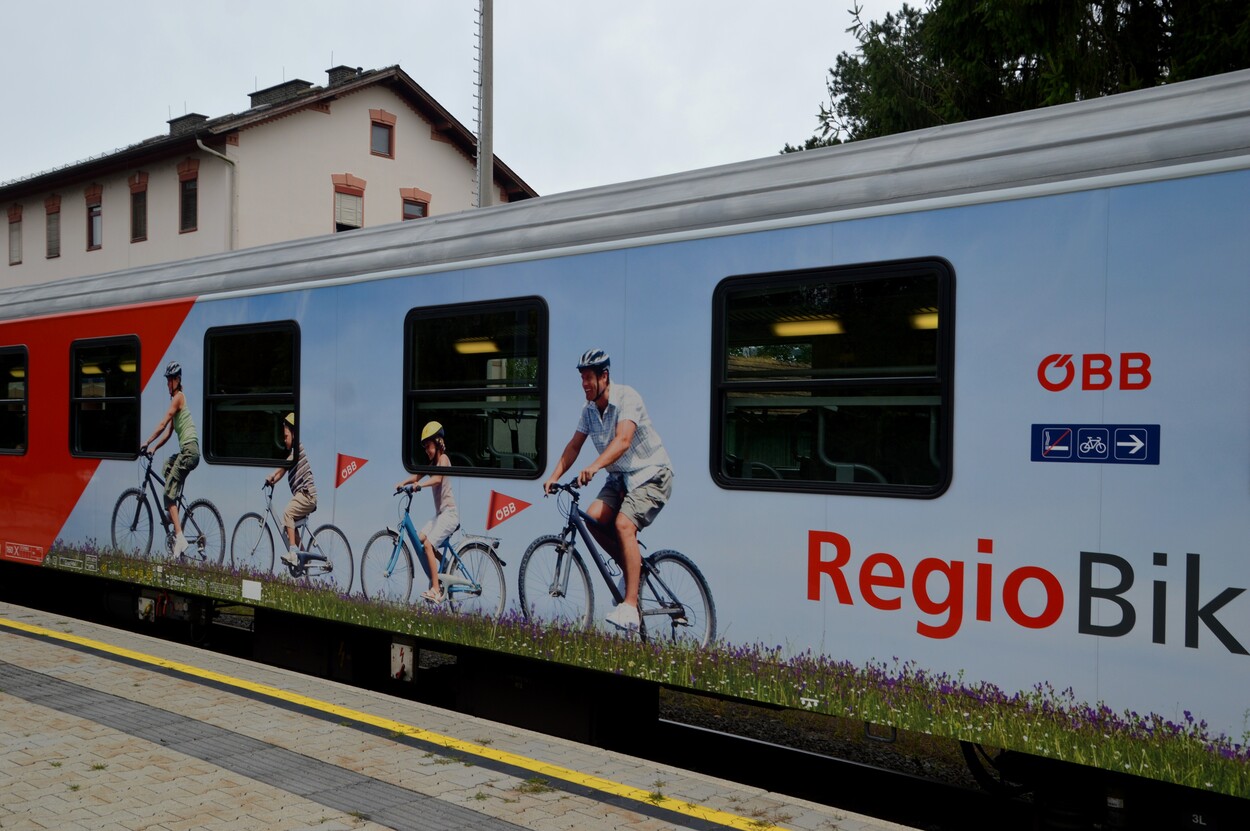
[0,660,523,831]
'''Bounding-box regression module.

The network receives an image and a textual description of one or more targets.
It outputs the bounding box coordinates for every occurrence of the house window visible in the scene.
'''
[334,192,362,231]
[129,172,148,242]
[402,199,426,220]
[203,322,299,464]
[70,337,140,458]
[85,184,103,251]
[369,109,396,158]
[7,205,20,266]
[401,187,431,221]
[46,195,61,259]
[131,191,147,241]
[0,347,27,454]
[403,298,547,476]
[712,259,954,497]
[332,173,366,232]
[178,159,199,233]
[180,179,198,232]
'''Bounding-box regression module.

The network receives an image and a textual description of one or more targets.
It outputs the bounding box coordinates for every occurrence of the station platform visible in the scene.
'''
[0,601,918,831]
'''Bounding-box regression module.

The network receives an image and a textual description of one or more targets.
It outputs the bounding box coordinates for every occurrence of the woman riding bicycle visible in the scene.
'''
[396,421,459,603]
[140,361,200,558]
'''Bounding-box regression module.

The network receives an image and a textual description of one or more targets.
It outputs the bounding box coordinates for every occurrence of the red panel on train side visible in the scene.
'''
[0,298,197,563]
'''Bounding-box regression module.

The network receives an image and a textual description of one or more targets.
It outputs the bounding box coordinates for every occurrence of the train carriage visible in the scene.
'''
[3,69,1250,807]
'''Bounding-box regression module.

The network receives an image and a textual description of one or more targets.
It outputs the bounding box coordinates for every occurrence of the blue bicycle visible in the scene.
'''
[359,485,507,615]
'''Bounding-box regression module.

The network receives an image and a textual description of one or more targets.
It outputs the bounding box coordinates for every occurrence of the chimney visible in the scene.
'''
[168,113,209,136]
[327,65,363,86]
[249,79,314,109]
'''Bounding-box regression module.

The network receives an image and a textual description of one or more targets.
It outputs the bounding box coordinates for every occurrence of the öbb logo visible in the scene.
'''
[1037,352,1152,392]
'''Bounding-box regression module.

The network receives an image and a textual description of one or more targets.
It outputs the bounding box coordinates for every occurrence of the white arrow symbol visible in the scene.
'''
[1116,435,1145,454]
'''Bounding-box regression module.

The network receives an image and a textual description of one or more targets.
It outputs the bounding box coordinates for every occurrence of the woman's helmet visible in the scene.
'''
[420,421,445,442]
[164,361,182,378]
[284,412,296,428]
[576,349,610,373]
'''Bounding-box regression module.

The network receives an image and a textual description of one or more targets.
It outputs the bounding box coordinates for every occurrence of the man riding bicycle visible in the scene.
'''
[140,361,199,558]
[543,349,673,633]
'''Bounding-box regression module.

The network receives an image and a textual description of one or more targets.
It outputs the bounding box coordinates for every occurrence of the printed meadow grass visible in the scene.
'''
[47,540,1250,798]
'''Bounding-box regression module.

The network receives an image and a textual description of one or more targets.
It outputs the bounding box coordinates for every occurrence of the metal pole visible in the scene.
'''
[476,0,494,208]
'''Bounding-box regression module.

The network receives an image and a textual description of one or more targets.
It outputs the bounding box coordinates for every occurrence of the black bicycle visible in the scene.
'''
[517,481,716,647]
[111,451,224,563]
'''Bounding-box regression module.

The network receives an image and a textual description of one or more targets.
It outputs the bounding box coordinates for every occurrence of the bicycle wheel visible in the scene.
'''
[360,529,414,604]
[183,499,225,564]
[230,512,274,575]
[517,535,593,630]
[307,524,353,594]
[639,550,716,649]
[446,541,506,617]
[110,489,153,558]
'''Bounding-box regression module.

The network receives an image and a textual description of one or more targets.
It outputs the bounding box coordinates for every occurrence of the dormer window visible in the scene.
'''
[370,109,396,158]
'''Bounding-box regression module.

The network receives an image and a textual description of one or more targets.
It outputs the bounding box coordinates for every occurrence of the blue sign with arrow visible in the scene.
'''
[1031,424,1160,465]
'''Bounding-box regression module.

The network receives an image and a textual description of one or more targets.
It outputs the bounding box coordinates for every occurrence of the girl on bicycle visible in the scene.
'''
[140,361,199,558]
[269,413,318,567]
[396,421,458,603]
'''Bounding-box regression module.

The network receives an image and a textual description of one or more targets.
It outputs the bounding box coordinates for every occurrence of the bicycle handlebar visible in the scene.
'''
[394,484,422,495]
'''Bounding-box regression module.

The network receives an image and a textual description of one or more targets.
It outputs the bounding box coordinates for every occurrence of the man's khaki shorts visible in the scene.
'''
[594,468,672,530]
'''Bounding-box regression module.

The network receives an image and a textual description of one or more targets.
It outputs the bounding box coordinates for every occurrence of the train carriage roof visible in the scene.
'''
[3,69,1249,322]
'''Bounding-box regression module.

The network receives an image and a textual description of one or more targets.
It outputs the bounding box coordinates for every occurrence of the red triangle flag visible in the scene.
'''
[487,490,532,529]
[335,453,368,488]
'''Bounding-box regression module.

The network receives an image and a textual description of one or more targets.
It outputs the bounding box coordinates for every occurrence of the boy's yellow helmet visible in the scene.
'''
[420,421,444,442]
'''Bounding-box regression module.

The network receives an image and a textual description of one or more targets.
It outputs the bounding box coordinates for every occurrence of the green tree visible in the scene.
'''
[786,0,1250,149]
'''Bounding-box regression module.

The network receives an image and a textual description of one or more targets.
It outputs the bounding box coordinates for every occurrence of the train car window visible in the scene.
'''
[203,322,299,464]
[403,297,546,477]
[711,259,953,498]
[70,337,141,458]
[0,347,28,454]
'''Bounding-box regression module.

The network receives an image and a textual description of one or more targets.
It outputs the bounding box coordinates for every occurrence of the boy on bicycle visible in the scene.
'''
[268,413,318,567]
[543,349,673,633]
[140,361,199,558]
[396,421,459,603]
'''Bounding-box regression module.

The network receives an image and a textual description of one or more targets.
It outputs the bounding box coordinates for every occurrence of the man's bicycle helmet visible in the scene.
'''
[164,360,182,378]
[576,349,610,372]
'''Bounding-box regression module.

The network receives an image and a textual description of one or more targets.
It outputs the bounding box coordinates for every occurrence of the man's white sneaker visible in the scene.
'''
[281,547,299,567]
[172,533,189,557]
[605,602,640,633]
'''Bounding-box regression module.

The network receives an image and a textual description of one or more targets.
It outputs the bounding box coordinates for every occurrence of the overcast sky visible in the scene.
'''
[1,1,899,197]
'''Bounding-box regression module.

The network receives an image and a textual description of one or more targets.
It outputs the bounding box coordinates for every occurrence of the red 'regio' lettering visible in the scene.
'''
[914,557,964,639]
[808,530,853,603]
[1003,567,1065,629]
[806,532,1065,639]
[860,552,904,610]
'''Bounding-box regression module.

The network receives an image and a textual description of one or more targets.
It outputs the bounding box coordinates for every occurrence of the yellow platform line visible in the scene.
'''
[0,615,775,830]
